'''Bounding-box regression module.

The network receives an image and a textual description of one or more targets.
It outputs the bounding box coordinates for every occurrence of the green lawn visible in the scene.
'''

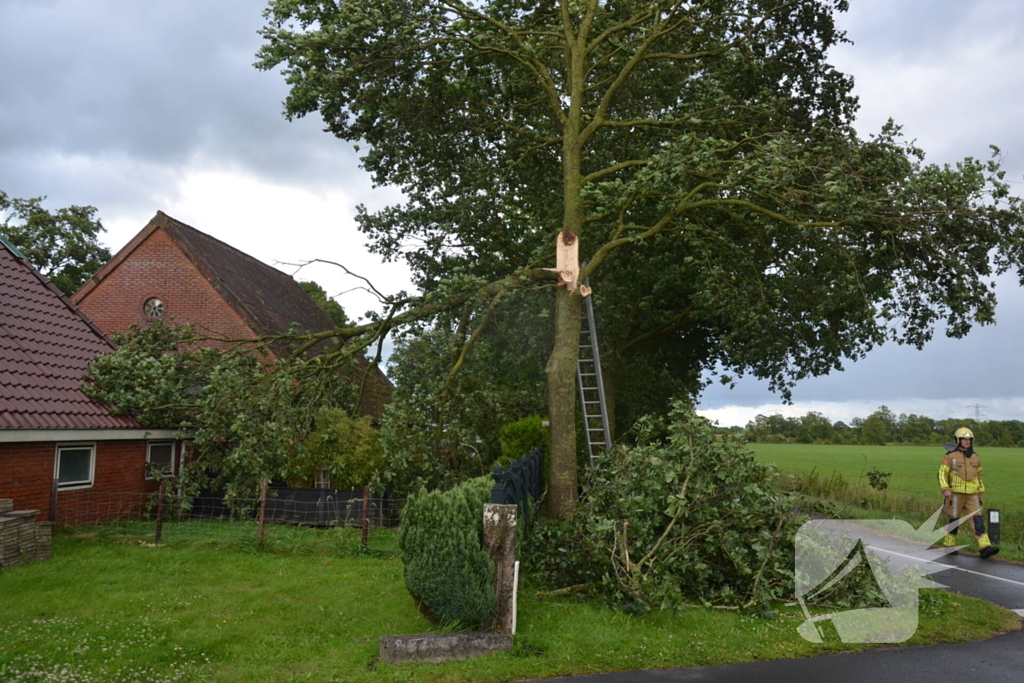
[752,443,1024,557]
[1,534,1017,682]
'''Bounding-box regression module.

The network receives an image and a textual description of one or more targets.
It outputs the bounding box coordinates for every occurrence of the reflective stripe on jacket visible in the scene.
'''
[938,452,985,494]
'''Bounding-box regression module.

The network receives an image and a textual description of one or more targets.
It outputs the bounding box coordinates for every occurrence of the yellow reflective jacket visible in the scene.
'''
[938,450,985,494]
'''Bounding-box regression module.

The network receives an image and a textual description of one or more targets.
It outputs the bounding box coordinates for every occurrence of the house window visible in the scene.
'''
[55,444,95,490]
[316,464,331,489]
[147,441,175,479]
[143,297,164,318]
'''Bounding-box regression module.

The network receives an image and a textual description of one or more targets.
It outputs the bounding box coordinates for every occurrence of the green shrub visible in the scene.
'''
[296,410,384,489]
[499,415,548,462]
[526,402,799,612]
[398,476,495,628]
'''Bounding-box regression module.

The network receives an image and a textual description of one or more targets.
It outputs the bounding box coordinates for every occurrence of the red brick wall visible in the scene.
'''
[0,440,159,524]
[76,227,260,352]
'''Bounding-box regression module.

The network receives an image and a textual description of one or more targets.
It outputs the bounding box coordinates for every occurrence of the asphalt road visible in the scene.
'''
[519,520,1024,683]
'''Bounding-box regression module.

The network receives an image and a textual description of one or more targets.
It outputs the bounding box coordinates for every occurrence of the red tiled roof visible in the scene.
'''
[0,240,141,430]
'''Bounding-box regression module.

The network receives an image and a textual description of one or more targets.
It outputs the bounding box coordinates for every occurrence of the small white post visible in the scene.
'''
[511,560,520,635]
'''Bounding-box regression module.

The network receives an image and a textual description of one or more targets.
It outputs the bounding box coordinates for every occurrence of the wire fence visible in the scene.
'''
[55,487,405,556]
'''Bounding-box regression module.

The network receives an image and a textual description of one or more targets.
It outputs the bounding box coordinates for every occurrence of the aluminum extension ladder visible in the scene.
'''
[577,285,613,466]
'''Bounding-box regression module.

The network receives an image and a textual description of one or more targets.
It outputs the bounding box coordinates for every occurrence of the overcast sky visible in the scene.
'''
[2,0,1023,427]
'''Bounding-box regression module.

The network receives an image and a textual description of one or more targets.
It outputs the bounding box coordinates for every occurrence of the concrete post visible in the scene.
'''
[482,503,517,634]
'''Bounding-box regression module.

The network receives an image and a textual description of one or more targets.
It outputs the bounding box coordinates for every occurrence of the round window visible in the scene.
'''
[143,297,164,318]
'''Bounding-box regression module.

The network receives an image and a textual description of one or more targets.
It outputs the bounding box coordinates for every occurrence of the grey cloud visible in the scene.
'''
[701,273,1024,409]
[838,0,978,57]
[833,0,1024,180]
[0,0,363,210]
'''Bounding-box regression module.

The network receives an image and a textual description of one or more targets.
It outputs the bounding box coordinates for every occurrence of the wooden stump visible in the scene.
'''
[482,503,517,634]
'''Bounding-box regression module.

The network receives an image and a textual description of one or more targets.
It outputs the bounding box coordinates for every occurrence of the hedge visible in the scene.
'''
[398,476,495,628]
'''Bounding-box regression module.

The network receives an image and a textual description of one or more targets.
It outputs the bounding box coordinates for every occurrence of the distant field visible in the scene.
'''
[751,443,1024,513]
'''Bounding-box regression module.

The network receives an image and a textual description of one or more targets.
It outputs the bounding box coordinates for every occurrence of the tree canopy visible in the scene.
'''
[298,280,351,328]
[84,321,357,501]
[746,407,1024,447]
[257,0,1024,514]
[0,191,111,296]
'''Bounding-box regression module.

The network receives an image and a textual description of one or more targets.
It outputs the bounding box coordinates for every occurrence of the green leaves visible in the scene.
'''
[297,280,350,328]
[527,402,797,611]
[0,191,111,296]
[259,0,1024,510]
[84,321,356,500]
[297,410,384,489]
[498,415,549,462]
[398,477,496,628]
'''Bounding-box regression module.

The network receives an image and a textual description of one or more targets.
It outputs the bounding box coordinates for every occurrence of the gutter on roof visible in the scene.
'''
[0,233,27,259]
[0,429,181,443]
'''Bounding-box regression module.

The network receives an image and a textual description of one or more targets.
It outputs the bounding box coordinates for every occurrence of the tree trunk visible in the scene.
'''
[546,285,582,517]
[545,29,589,518]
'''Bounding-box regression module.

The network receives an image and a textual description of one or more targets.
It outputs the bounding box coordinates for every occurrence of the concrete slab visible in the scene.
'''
[379,632,512,665]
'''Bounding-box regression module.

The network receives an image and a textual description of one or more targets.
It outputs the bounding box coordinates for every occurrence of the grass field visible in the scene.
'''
[1,534,1017,682]
[752,443,1024,556]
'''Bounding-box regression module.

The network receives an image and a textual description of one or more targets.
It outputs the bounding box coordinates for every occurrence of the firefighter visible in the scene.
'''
[938,427,999,558]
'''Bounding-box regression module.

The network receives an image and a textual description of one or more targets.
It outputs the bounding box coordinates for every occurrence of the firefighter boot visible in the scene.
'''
[979,534,1000,559]
[932,518,959,555]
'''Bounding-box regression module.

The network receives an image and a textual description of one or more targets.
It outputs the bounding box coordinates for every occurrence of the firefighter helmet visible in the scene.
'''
[955,427,975,440]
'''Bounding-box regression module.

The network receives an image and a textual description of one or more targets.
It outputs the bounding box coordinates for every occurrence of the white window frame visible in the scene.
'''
[54,443,96,490]
[146,440,177,479]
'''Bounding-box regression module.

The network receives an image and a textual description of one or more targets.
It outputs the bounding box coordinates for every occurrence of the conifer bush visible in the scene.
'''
[398,476,496,628]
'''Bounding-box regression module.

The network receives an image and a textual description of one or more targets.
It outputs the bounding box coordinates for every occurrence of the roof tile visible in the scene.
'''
[0,243,142,431]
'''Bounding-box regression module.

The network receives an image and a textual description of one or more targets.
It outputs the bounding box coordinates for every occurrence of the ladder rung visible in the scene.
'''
[584,401,601,405]
[578,372,597,377]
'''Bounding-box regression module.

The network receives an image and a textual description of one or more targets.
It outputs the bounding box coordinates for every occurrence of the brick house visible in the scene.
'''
[0,235,179,524]
[72,210,392,418]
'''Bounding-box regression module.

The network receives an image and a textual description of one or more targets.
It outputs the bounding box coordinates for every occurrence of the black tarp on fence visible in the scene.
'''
[189,486,400,528]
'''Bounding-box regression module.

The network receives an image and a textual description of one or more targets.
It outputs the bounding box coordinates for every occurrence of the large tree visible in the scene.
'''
[257,0,1024,515]
[0,191,111,296]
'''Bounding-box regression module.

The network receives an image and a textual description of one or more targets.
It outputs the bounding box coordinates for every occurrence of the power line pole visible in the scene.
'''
[966,403,988,422]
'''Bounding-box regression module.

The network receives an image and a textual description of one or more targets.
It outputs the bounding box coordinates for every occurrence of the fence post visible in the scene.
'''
[491,465,508,504]
[361,485,370,548]
[49,478,59,524]
[258,481,269,543]
[154,479,168,542]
